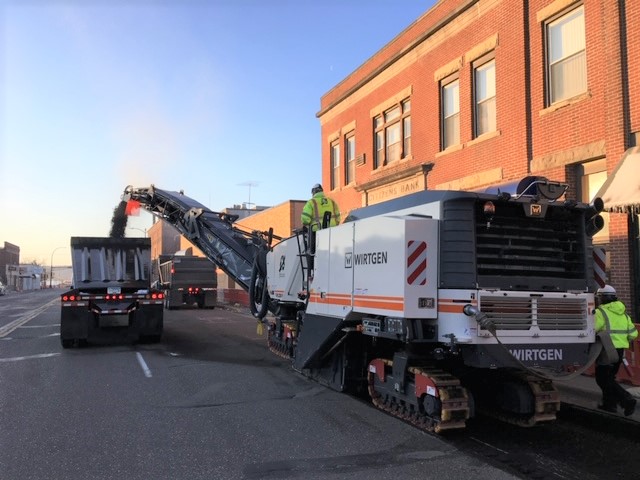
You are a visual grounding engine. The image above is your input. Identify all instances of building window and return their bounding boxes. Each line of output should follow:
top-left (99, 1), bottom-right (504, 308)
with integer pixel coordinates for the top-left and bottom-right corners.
top-left (474, 56), bottom-right (496, 137)
top-left (546, 5), bottom-right (586, 105)
top-left (373, 98), bottom-right (411, 169)
top-left (578, 159), bottom-right (608, 243)
top-left (330, 141), bottom-right (340, 190)
top-left (441, 76), bottom-right (460, 150)
top-left (402, 100), bottom-right (411, 157)
top-left (345, 134), bottom-right (355, 185)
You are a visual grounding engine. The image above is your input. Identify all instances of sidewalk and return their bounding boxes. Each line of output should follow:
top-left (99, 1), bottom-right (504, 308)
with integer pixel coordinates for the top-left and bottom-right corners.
top-left (554, 373), bottom-right (640, 421)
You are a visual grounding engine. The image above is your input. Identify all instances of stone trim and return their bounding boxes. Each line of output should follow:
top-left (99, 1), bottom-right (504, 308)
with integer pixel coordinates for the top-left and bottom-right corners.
top-left (465, 34), bottom-right (499, 62)
top-left (536, 0), bottom-right (581, 23)
top-left (434, 57), bottom-right (463, 82)
top-left (369, 85), bottom-right (413, 118)
top-left (530, 140), bottom-right (606, 172)
top-left (435, 167), bottom-right (503, 190)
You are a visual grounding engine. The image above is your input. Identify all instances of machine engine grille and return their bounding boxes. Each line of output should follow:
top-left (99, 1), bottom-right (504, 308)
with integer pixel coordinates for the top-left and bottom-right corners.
top-left (479, 295), bottom-right (588, 331)
top-left (475, 203), bottom-right (586, 279)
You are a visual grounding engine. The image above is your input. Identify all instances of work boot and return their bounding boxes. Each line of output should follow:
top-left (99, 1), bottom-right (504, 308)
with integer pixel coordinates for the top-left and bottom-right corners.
top-left (623, 398), bottom-right (637, 417)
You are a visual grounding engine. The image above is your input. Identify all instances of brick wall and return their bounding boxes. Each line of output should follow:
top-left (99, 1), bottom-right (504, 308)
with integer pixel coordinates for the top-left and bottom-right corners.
top-left (318, 0), bottom-right (639, 310)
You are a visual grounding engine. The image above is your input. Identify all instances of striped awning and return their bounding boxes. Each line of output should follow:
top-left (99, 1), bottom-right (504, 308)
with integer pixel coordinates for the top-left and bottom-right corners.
top-left (595, 147), bottom-right (640, 214)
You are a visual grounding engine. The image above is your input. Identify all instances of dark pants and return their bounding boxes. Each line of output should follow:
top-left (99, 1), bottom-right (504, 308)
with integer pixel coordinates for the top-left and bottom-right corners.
top-left (595, 349), bottom-right (633, 409)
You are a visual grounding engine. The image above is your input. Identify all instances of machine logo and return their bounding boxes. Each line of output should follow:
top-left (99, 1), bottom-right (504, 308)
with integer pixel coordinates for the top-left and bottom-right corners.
top-left (530, 204), bottom-right (542, 216)
top-left (279, 255), bottom-right (286, 276)
top-left (508, 348), bottom-right (563, 361)
top-left (345, 252), bottom-right (352, 268)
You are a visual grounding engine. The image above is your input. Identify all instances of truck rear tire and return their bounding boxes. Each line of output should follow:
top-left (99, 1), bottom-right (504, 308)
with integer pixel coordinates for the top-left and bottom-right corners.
top-left (61, 338), bottom-right (73, 349)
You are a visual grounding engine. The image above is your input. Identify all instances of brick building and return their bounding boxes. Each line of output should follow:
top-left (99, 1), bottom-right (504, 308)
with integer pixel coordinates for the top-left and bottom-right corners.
top-left (0, 242), bottom-right (20, 286)
top-left (317, 0), bottom-right (640, 319)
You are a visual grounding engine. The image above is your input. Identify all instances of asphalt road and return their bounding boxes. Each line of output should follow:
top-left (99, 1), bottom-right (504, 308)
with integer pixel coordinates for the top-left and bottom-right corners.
top-left (0, 289), bottom-right (519, 480)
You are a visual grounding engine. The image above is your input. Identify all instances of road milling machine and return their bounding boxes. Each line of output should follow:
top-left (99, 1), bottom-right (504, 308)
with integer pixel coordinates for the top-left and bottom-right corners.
top-left (123, 177), bottom-right (605, 433)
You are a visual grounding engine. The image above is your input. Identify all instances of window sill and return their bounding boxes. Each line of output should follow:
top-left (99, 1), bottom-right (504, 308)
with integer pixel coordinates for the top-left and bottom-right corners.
top-left (435, 143), bottom-right (463, 158)
top-left (466, 129), bottom-right (501, 147)
top-left (539, 91), bottom-right (591, 116)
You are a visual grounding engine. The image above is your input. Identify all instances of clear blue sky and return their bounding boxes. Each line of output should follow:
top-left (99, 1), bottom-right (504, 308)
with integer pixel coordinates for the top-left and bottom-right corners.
top-left (1, 0), bottom-right (434, 266)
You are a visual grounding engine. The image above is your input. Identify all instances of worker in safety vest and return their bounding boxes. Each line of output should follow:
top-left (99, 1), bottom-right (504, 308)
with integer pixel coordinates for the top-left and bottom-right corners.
top-left (301, 184), bottom-right (341, 231)
top-left (594, 284), bottom-right (638, 416)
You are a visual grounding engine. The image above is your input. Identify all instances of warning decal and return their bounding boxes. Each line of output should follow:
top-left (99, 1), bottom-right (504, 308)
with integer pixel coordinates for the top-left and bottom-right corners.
top-left (407, 240), bottom-right (427, 285)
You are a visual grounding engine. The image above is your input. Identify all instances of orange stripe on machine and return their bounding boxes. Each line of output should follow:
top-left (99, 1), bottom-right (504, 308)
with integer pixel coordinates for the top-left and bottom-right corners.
top-left (309, 292), bottom-right (404, 311)
top-left (437, 299), bottom-right (474, 314)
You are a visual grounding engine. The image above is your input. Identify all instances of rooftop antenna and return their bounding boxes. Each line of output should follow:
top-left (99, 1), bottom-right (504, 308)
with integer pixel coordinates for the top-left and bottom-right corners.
top-left (238, 181), bottom-right (259, 209)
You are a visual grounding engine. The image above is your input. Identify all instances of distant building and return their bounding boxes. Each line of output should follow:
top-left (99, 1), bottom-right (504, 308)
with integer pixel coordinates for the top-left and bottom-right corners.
top-left (0, 242), bottom-right (20, 285)
top-left (50, 265), bottom-right (73, 287)
top-left (6, 264), bottom-right (44, 291)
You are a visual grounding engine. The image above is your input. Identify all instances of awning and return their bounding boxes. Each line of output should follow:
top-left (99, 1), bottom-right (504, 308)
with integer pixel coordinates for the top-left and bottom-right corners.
top-left (595, 147), bottom-right (640, 214)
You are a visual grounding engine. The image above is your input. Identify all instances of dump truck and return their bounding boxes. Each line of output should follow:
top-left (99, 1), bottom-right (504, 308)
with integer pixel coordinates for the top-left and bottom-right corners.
top-left (158, 252), bottom-right (217, 309)
top-left (123, 177), bottom-right (604, 433)
top-left (60, 236), bottom-right (164, 347)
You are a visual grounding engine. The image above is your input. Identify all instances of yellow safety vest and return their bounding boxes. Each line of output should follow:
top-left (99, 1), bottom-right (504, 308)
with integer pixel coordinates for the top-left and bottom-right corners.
top-left (301, 193), bottom-right (340, 231)
top-left (595, 302), bottom-right (638, 349)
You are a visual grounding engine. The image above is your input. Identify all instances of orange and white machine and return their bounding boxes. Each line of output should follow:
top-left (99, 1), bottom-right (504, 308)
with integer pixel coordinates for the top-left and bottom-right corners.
top-left (124, 176), bottom-right (604, 433)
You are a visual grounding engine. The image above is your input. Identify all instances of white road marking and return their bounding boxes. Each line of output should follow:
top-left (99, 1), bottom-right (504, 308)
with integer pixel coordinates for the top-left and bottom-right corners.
top-left (0, 298), bottom-right (58, 338)
top-left (136, 352), bottom-right (152, 378)
top-left (0, 353), bottom-right (61, 363)
top-left (19, 324), bottom-right (60, 328)
top-left (469, 436), bottom-right (509, 454)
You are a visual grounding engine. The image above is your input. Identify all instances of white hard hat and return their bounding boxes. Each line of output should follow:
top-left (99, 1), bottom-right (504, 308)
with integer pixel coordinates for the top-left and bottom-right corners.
top-left (311, 183), bottom-right (323, 194)
top-left (597, 284), bottom-right (616, 295)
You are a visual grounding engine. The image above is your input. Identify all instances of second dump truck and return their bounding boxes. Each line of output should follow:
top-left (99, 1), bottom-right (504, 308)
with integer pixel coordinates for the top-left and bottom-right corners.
top-left (158, 252), bottom-right (217, 309)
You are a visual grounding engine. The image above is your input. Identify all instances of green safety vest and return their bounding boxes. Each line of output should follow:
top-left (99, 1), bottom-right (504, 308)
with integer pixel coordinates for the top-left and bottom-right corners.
top-left (301, 193), bottom-right (340, 231)
top-left (595, 301), bottom-right (638, 349)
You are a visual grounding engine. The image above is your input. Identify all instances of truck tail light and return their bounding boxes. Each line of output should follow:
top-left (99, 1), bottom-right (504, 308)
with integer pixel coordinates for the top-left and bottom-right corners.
top-left (105, 294), bottom-right (125, 300)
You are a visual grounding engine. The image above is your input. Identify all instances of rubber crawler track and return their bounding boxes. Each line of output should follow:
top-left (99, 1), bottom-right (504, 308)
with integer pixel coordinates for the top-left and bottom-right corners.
top-left (368, 359), bottom-right (469, 434)
top-left (477, 372), bottom-right (561, 427)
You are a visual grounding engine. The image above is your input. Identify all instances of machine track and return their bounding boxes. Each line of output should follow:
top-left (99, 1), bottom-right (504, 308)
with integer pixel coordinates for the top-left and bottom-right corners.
top-left (267, 321), bottom-right (296, 359)
top-left (367, 358), bottom-right (470, 434)
top-left (476, 372), bottom-right (561, 427)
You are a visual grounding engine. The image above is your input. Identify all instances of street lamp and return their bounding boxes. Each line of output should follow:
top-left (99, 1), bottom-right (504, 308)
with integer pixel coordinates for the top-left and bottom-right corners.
top-left (49, 246), bottom-right (65, 289)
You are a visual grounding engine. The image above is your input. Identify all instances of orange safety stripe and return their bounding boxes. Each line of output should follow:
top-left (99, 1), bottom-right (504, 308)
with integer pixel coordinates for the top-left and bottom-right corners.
top-left (309, 292), bottom-right (404, 311)
top-left (312, 198), bottom-right (320, 226)
top-left (307, 295), bottom-right (477, 314)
